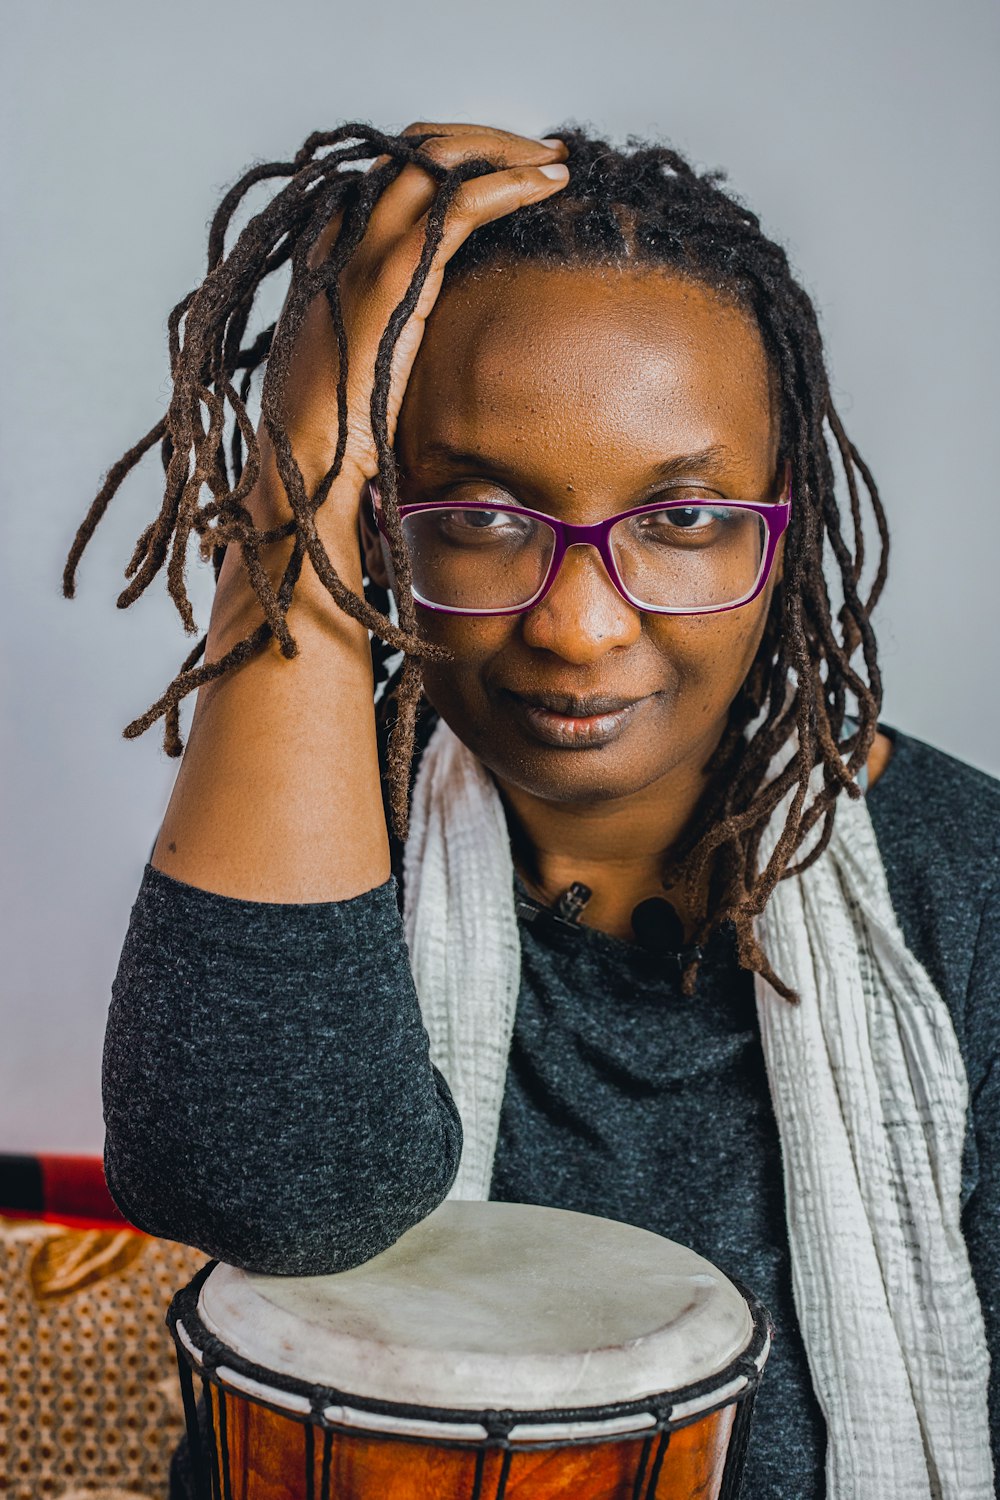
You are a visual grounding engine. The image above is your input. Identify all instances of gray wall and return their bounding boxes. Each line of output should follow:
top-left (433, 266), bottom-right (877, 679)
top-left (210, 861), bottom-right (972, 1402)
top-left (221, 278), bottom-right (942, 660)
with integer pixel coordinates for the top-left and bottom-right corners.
top-left (2, 0), bottom-right (997, 1152)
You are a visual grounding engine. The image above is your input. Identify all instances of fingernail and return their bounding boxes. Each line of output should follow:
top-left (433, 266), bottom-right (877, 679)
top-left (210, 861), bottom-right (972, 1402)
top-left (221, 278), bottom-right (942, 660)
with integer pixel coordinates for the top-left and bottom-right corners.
top-left (538, 163), bottom-right (569, 180)
top-left (539, 137), bottom-right (564, 149)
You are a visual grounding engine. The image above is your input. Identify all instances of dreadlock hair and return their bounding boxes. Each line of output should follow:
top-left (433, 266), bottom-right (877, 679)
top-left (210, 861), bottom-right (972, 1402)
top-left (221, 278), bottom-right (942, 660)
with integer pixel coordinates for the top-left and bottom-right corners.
top-left (65, 122), bottom-right (888, 1001)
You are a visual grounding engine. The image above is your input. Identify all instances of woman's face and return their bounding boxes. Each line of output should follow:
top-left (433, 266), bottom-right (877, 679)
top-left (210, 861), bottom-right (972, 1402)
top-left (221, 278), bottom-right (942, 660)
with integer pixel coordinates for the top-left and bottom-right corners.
top-left (373, 264), bottom-right (782, 810)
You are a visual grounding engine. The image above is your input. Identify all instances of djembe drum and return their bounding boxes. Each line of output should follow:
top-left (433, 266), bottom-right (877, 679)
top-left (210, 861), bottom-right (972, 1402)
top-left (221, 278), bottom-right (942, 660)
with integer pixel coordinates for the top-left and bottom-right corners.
top-left (168, 1201), bottom-right (770, 1500)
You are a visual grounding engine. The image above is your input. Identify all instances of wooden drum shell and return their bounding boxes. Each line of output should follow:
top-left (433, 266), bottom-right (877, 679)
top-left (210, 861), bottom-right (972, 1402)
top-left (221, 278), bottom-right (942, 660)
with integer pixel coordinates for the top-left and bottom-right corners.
top-left (200, 1382), bottom-right (742, 1500)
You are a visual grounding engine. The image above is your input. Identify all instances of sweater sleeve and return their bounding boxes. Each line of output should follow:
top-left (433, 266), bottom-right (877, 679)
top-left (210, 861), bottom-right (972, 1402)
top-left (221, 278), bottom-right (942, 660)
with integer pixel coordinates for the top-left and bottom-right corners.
top-left (962, 832), bottom-right (1000, 1476)
top-left (102, 863), bottom-right (462, 1275)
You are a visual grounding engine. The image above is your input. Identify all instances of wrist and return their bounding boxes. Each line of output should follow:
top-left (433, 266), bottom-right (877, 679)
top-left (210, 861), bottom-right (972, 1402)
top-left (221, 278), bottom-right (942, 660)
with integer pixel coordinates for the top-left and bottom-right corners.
top-left (210, 500), bottom-right (369, 650)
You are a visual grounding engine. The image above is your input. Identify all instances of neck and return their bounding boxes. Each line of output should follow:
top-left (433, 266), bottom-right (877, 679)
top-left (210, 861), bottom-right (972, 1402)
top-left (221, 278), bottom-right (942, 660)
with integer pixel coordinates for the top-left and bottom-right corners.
top-left (495, 754), bottom-right (714, 943)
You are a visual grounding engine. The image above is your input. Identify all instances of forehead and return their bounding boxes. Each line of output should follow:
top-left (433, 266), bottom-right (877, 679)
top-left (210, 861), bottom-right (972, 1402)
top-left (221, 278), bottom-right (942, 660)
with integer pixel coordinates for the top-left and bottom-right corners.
top-left (396, 264), bottom-right (778, 499)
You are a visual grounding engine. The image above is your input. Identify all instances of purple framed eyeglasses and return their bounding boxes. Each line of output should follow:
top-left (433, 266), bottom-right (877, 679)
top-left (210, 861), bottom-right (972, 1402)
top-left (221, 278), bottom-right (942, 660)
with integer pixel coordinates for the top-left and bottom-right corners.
top-left (368, 479), bottom-right (791, 617)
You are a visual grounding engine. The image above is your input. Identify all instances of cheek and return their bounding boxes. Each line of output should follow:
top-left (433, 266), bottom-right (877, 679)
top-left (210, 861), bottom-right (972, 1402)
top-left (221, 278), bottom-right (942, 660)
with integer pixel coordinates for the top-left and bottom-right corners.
top-left (418, 610), bottom-right (513, 662)
top-left (418, 615), bottom-right (514, 709)
top-left (419, 599), bottom-right (772, 726)
top-left (648, 600), bottom-right (771, 706)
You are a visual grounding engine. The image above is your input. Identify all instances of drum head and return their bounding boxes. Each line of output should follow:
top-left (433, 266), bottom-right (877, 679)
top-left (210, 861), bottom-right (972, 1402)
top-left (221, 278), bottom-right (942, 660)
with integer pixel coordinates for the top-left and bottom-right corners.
top-left (198, 1201), bottom-right (753, 1411)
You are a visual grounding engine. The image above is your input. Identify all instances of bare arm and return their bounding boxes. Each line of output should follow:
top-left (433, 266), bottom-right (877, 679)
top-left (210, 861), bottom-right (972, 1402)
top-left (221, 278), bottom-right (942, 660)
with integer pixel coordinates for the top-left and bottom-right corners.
top-left (150, 125), bottom-right (569, 902)
top-left (151, 459), bottom-right (389, 902)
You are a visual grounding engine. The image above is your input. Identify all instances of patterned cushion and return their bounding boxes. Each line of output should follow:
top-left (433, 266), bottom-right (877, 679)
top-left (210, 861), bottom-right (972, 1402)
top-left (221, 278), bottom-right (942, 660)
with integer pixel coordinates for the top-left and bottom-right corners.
top-left (0, 1215), bottom-right (206, 1499)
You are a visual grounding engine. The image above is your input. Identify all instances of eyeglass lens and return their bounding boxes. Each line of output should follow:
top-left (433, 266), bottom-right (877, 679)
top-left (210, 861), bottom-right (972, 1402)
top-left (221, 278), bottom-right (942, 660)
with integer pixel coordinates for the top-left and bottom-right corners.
top-left (400, 504), bottom-right (767, 611)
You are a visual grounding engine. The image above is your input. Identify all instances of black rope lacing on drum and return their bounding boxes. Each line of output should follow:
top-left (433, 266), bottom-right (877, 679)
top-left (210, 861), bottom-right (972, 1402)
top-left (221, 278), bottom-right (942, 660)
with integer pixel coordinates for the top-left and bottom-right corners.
top-left (643, 1429), bottom-right (672, 1498)
top-left (204, 1380), bottom-right (222, 1500)
top-left (174, 1349), bottom-right (210, 1500)
top-left (321, 1427), bottom-right (333, 1497)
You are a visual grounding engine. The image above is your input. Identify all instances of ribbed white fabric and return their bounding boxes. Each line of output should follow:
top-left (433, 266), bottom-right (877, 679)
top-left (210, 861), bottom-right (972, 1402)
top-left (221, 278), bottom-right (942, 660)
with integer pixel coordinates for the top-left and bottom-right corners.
top-left (403, 716), bottom-right (993, 1499)
top-left (754, 774), bottom-right (992, 1499)
top-left (403, 720), bottom-right (522, 1199)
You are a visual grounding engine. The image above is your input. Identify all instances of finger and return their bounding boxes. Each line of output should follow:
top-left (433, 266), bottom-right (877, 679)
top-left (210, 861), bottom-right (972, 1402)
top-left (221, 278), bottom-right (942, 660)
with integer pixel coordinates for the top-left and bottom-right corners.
top-left (308, 154), bottom-right (432, 272)
top-left (365, 123), bottom-right (564, 183)
top-left (419, 160), bottom-right (570, 258)
top-left (400, 120), bottom-right (568, 168)
top-left (357, 162), bottom-right (568, 315)
top-left (362, 132), bottom-right (566, 256)
top-left (308, 203), bottom-right (347, 270)
top-left (307, 144), bottom-right (432, 270)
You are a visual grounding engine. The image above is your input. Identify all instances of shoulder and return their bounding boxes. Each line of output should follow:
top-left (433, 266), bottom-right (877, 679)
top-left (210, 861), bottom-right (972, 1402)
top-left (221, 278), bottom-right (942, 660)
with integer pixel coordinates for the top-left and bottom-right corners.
top-left (867, 725), bottom-right (1000, 1069)
top-left (868, 725), bottom-right (1000, 884)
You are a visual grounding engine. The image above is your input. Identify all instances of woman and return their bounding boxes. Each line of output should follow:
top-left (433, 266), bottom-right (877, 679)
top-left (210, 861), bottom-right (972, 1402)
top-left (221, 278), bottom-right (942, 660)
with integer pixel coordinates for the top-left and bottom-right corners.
top-left (68, 122), bottom-right (997, 1497)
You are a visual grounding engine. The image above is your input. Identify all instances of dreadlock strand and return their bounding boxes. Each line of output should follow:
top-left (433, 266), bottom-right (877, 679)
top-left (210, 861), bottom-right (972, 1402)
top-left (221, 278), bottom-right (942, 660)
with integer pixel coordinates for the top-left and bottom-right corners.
top-left (206, 156), bottom-right (311, 273)
top-left (783, 802), bottom-right (840, 880)
top-left (167, 292), bottom-right (195, 375)
top-left (851, 447), bottom-right (890, 616)
top-left (369, 165), bottom-right (471, 647)
top-left (160, 635), bottom-right (209, 756)
top-left (218, 376), bottom-right (263, 511)
top-left (734, 922), bottom-right (798, 1003)
top-left (816, 480), bottom-right (882, 690)
top-left (124, 622), bottom-right (274, 750)
top-left (215, 515), bottom-right (295, 657)
top-left (256, 250), bottom-right (417, 653)
top-left (165, 386), bottom-right (227, 634)
top-left (314, 165), bottom-right (413, 501)
top-left (116, 443), bottom-right (188, 609)
top-left (386, 655), bottom-right (425, 841)
top-left (63, 417), bottom-right (168, 598)
top-left (825, 401), bottom-right (867, 598)
top-left (261, 355), bottom-right (422, 656)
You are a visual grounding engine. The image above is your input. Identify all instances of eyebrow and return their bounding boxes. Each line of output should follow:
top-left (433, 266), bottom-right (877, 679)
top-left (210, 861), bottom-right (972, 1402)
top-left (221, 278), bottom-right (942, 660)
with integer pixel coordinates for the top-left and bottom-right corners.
top-left (409, 441), bottom-right (740, 486)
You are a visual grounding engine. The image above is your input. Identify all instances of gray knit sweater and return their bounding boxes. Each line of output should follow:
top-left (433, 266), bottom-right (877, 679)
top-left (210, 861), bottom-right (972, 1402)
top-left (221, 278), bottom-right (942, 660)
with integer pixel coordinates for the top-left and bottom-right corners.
top-left (103, 726), bottom-right (999, 1497)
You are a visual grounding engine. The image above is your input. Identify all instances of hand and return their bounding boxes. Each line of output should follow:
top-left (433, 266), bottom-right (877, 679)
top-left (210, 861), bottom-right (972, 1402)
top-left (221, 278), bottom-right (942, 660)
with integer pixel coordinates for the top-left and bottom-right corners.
top-left (266, 122), bottom-right (570, 515)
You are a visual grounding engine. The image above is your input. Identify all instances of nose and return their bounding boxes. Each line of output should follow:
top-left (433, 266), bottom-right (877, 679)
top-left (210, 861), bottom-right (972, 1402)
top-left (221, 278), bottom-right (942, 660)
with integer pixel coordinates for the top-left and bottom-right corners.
top-left (520, 543), bottom-right (642, 663)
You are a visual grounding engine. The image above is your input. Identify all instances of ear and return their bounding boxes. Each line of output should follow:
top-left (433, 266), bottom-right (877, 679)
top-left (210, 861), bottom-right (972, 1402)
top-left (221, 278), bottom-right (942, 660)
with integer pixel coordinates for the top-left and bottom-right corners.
top-left (358, 485), bottom-right (391, 590)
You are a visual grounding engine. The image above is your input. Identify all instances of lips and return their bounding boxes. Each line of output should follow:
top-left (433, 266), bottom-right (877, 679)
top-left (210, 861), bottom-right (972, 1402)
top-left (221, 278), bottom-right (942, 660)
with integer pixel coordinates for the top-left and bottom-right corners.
top-left (512, 691), bottom-right (643, 717)
top-left (505, 689), bottom-right (650, 749)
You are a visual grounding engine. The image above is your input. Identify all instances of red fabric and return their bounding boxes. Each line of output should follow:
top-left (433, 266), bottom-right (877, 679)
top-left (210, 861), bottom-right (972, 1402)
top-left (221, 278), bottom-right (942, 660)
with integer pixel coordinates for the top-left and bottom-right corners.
top-left (0, 1154), bottom-right (134, 1230)
top-left (39, 1155), bottom-right (128, 1225)
top-left (1, 1207), bottom-right (143, 1233)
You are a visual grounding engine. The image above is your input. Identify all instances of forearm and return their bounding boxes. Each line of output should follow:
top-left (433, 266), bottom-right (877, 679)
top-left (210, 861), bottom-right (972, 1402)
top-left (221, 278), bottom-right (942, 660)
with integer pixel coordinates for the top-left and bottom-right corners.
top-left (152, 463), bottom-right (391, 903)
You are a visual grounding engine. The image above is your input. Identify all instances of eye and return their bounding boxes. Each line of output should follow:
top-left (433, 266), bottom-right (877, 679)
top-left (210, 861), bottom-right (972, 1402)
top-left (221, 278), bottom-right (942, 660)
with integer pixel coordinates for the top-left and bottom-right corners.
top-left (453, 508), bottom-right (509, 529)
top-left (656, 505), bottom-right (718, 529)
top-left (640, 505), bottom-right (723, 533)
top-left (430, 506), bottom-right (537, 547)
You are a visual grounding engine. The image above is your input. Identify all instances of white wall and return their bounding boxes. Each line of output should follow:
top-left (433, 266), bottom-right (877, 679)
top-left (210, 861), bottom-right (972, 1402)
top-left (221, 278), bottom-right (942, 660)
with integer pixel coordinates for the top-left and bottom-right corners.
top-left (2, 0), bottom-right (997, 1151)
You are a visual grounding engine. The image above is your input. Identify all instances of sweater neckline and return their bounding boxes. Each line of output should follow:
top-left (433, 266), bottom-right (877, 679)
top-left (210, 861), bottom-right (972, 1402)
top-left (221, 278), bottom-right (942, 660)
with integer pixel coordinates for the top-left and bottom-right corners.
top-left (511, 724), bottom-right (908, 963)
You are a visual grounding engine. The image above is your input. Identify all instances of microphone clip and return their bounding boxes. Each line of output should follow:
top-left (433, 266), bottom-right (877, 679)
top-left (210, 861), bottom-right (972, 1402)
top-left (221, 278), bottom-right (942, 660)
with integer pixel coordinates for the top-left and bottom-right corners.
top-left (515, 884), bottom-right (701, 970)
top-left (515, 881), bottom-right (592, 935)
top-left (630, 896), bottom-right (703, 970)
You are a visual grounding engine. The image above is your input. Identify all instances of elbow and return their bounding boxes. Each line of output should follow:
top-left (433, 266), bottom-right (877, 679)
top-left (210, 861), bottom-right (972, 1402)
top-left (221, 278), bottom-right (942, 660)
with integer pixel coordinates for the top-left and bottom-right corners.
top-left (201, 1107), bottom-right (464, 1274)
top-left (199, 1172), bottom-right (457, 1276)
top-left (103, 1097), bottom-right (463, 1277)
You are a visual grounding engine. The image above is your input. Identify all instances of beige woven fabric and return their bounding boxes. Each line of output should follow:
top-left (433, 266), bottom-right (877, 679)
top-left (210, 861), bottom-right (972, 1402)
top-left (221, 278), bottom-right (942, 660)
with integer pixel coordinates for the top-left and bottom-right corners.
top-left (0, 1216), bottom-right (205, 1500)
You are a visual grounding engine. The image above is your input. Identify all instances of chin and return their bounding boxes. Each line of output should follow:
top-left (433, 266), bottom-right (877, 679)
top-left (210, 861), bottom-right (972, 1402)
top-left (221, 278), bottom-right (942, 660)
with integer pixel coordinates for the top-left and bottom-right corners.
top-left (477, 734), bottom-right (677, 807)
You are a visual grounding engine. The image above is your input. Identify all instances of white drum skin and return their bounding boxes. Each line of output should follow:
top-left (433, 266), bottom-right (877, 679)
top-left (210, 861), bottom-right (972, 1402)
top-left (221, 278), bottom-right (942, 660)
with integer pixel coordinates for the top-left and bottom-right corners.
top-left (196, 1200), bottom-right (756, 1414)
top-left (168, 1201), bottom-right (772, 1500)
